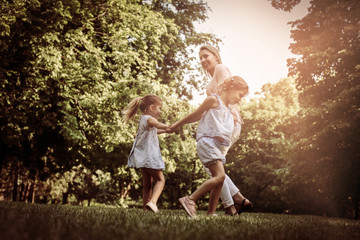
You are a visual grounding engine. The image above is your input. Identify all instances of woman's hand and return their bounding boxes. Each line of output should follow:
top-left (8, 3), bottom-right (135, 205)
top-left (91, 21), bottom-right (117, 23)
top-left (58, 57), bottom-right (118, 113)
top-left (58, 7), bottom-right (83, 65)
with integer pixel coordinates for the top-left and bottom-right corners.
top-left (167, 121), bottom-right (180, 133)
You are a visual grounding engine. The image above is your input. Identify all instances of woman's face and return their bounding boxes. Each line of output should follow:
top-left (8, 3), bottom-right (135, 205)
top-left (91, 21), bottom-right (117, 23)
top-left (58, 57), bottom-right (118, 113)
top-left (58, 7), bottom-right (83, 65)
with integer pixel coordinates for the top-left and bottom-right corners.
top-left (199, 49), bottom-right (219, 76)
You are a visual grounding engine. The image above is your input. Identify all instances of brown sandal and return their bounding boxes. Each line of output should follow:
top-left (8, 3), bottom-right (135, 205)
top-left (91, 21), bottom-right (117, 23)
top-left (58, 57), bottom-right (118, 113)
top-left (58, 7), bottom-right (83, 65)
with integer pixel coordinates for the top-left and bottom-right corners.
top-left (224, 208), bottom-right (238, 216)
top-left (235, 198), bottom-right (253, 214)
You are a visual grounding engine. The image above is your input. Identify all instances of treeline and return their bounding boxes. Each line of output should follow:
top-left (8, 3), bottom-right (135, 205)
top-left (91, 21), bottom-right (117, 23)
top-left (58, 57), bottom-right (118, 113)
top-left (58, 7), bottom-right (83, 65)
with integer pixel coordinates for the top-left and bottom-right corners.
top-left (0, 0), bottom-right (359, 219)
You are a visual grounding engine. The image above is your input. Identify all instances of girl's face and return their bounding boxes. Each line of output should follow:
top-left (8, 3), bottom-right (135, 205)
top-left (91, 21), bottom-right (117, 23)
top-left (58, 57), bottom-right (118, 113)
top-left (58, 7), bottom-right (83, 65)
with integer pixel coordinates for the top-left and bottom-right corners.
top-left (199, 49), bottom-right (219, 76)
top-left (227, 89), bottom-right (247, 105)
top-left (148, 102), bottom-right (163, 119)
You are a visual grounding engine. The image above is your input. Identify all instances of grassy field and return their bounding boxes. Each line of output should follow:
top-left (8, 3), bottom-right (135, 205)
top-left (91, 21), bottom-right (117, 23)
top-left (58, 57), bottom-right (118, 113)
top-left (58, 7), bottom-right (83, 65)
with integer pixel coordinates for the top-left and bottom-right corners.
top-left (0, 201), bottom-right (359, 240)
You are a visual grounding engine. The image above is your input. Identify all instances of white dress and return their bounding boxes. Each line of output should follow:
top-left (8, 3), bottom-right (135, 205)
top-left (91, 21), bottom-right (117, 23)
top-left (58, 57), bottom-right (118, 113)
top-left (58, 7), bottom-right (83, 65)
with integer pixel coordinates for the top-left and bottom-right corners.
top-left (196, 94), bottom-right (234, 167)
top-left (127, 115), bottom-right (165, 170)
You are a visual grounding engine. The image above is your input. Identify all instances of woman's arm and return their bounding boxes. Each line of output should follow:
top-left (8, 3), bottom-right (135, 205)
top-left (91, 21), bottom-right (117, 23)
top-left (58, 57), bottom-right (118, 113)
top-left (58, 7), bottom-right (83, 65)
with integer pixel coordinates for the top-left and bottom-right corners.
top-left (170, 96), bottom-right (218, 131)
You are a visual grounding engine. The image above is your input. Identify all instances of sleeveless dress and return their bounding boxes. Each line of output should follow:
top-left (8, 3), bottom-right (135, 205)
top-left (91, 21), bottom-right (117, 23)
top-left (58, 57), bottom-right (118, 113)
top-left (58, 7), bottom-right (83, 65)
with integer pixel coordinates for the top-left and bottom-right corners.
top-left (127, 115), bottom-right (165, 170)
top-left (196, 94), bottom-right (234, 167)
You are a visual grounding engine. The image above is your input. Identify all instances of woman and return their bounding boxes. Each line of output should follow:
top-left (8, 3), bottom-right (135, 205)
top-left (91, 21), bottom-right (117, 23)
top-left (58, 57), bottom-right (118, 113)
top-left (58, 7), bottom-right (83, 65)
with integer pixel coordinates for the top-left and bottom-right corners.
top-left (199, 45), bottom-right (253, 216)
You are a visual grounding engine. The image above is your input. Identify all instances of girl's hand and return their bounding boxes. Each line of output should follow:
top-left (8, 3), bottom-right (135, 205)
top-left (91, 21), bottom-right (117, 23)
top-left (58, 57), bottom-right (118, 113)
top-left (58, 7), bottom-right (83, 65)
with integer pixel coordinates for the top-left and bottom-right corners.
top-left (157, 127), bottom-right (169, 134)
top-left (165, 126), bottom-right (172, 133)
top-left (168, 122), bottom-right (179, 133)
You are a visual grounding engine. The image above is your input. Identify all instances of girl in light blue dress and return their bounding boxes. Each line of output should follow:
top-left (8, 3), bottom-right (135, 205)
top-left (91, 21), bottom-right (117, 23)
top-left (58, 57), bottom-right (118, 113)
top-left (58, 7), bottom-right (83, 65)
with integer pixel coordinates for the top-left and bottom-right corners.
top-left (123, 94), bottom-right (169, 213)
top-left (169, 76), bottom-right (249, 217)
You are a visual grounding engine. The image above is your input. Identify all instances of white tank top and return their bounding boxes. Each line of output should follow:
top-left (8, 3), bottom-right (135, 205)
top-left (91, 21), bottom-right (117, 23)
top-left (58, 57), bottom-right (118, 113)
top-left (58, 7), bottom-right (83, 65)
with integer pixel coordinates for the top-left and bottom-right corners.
top-left (196, 94), bottom-right (234, 146)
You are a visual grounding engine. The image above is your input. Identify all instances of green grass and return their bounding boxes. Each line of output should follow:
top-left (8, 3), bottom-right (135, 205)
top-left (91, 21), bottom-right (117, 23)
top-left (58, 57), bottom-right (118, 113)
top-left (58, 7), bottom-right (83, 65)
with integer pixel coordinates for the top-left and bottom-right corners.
top-left (0, 201), bottom-right (359, 240)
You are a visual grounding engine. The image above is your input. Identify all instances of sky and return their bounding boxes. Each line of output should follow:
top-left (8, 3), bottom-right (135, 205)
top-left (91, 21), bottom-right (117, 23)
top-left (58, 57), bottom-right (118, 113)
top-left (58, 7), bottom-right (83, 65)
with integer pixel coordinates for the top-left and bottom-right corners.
top-left (190, 0), bottom-right (311, 105)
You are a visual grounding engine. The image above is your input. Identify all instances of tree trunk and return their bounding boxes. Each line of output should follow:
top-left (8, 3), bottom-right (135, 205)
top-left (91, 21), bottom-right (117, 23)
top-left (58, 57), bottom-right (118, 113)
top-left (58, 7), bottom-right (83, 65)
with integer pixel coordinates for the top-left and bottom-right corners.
top-left (12, 161), bottom-right (19, 201)
top-left (63, 192), bottom-right (69, 205)
top-left (354, 191), bottom-right (359, 220)
top-left (31, 183), bottom-right (35, 203)
top-left (26, 182), bottom-right (34, 203)
top-left (19, 183), bottom-right (25, 202)
top-left (24, 183), bottom-right (30, 203)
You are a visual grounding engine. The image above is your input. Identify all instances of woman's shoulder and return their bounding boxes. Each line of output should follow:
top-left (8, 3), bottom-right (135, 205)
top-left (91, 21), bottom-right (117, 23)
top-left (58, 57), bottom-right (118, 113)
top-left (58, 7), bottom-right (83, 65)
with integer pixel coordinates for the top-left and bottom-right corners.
top-left (214, 64), bottom-right (230, 72)
top-left (214, 64), bottom-right (232, 79)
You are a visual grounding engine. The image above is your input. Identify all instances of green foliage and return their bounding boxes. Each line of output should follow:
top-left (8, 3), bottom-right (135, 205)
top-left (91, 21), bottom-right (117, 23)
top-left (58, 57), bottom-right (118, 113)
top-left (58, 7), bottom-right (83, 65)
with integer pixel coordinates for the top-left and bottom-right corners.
top-left (226, 77), bottom-right (300, 213)
top-left (268, 0), bottom-right (301, 12)
top-left (0, 0), bottom-right (217, 209)
top-left (278, 0), bottom-right (360, 218)
top-left (149, 0), bottom-right (222, 98)
top-left (2, 0), bottom-right (358, 220)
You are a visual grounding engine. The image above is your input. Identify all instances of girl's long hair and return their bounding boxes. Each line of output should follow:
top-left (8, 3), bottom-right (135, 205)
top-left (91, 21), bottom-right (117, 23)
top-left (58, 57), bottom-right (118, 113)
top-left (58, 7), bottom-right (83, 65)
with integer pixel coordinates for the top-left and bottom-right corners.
top-left (218, 76), bottom-right (249, 96)
top-left (123, 94), bottom-right (162, 122)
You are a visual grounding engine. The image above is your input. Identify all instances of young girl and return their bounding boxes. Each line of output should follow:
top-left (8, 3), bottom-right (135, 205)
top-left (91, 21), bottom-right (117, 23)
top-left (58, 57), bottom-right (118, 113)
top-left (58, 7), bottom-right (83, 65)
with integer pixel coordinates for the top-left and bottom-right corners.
top-left (123, 94), bottom-right (168, 213)
top-left (169, 76), bottom-right (249, 217)
top-left (199, 45), bottom-right (253, 216)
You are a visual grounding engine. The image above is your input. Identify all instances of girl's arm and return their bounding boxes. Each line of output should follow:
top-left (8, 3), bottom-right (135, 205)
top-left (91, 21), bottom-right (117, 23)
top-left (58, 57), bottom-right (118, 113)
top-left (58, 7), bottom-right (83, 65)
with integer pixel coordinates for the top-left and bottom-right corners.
top-left (170, 96), bottom-right (218, 131)
top-left (147, 117), bottom-right (168, 134)
top-left (157, 129), bottom-right (167, 134)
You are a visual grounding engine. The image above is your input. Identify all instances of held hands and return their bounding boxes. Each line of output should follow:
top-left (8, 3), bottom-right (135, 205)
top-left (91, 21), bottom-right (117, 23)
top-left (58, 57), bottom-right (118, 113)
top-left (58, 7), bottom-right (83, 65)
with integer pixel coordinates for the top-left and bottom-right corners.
top-left (155, 119), bottom-right (181, 134)
top-left (166, 121), bottom-right (180, 133)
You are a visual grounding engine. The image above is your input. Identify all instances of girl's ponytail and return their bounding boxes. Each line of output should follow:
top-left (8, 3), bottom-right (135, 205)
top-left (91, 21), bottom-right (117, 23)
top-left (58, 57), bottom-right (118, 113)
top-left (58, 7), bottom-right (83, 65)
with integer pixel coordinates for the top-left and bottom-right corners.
top-left (123, 97), bottom-right (142, 122)
top-left (123, 94), bottom-right (162, 122)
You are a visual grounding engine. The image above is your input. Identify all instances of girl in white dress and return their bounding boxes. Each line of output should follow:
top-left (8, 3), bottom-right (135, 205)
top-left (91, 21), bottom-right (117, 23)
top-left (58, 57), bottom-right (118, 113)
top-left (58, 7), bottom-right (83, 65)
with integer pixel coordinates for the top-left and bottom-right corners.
top-left (123, 94), bottom-right (168, 213)
top-left (169, 76), bottom-right (249, 217)
top-left (199, 45), bottom-right (253, 216)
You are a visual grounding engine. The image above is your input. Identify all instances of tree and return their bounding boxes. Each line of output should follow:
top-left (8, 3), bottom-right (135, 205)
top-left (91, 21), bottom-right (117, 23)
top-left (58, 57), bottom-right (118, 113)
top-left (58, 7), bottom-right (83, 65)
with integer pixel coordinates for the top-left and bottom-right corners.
top-left (0, 0), bottom-right (217, 204)
top-left (226, 77), bottom-right (300, 213)
top-left (268, 0), bottom-right (301, 12)
top-left (149, 0), bottom-right (221, 99)
top-left (272, 0), bottom-right (360, 218)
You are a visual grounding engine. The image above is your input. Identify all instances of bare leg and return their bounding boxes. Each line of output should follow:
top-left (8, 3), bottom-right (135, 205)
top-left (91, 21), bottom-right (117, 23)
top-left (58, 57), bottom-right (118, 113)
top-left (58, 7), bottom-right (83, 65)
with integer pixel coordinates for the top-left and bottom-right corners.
top-left (189, 161), bottom-right (225, 215)
top-left (233, 191), bottom-right (253, 212)
top-left (223, 191), bottom-right (252, 215)
top-left (233, 191), bottom-right (248, 204)
top-left (224, 205), bottom-right (238, 215)
top-left (146, 168), bottom-right (165, 205)
top-left (141, 168), bottom-right (153, 210)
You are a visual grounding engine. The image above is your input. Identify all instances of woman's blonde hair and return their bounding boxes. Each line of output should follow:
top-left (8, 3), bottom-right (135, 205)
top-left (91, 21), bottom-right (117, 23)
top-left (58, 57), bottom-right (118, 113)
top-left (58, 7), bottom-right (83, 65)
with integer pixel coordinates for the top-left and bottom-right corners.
top-left (218, 76), bottom-right (249, 96)
top-left (123, 94), bottom-right (162, 122)
top-left (199, 45), bottom-right (222, 77)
